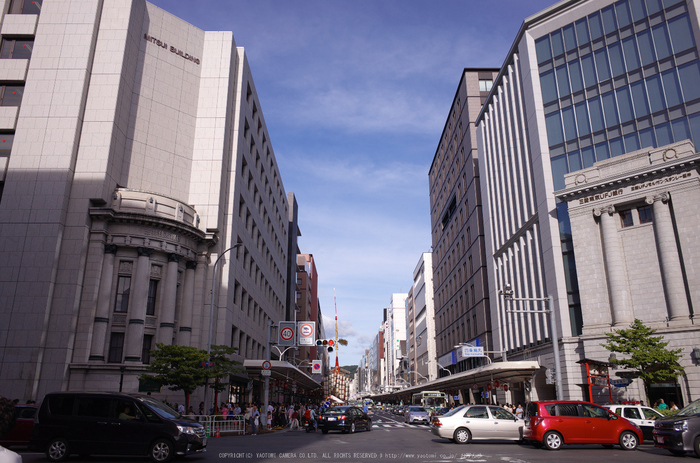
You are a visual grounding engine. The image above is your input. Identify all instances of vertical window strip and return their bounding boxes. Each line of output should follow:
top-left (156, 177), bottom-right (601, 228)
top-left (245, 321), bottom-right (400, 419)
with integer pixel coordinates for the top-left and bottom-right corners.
top-left (514, 54), bottom-right (538, 218)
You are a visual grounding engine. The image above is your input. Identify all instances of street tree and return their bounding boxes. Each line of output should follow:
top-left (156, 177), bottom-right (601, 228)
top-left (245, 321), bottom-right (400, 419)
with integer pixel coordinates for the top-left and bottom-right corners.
top-left (207, 345), bottom-right (244, 413)
top-left (140, 343), bottom-right (209, 411)
top-left (602, 318), bottom-right (684, 404)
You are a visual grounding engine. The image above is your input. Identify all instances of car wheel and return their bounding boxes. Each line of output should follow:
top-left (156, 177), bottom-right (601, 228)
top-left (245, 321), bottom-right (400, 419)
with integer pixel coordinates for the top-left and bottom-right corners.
top-left (619, 431), bottom-right (638, 450)
top-left (453, 427), bottom-right (472, 444)
top-left (367, 420), bottom-right (372, 431)
top-left (694, 436), bottom-right (700, 457)
top-left (321, 429), bottom-right (329, 434)
top-left (150, 438), bottom-right (174, 463)
top-left (350, 422), bottom-right (356, 433)
top-left (543, 431), bottom-right (563, 450)
top-left (46, 437), bottom-right (70, 462)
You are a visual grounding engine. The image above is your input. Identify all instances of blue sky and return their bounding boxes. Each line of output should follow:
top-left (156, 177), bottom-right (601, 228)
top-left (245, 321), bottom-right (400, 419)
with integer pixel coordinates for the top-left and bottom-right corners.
top-left (149, 0), bottom-right (556, 366)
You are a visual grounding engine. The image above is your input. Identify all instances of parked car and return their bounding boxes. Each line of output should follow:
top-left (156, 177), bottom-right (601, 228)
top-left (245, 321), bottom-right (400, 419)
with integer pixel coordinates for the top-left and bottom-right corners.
top-left (317, 406), bottom-right (371, 434)
top-left (653, 398), bottom-right (700, 456)
top-left (603, 404), bottom-right (663, 441)
top-left (431, 405), bottom-right (522, 444)
top-left (404, 406), bottom-right (430, 424)
top-left (523, 400), bottom-right (643, 450)
top-left (29, 392), bottom-right (206, 462)
top-left (0, 405), bottom-right (37, 448)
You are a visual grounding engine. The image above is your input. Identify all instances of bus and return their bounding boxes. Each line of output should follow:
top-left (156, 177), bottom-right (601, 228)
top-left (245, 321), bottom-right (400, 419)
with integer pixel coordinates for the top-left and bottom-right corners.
top-left (411, 391), bottom-right (448, 413)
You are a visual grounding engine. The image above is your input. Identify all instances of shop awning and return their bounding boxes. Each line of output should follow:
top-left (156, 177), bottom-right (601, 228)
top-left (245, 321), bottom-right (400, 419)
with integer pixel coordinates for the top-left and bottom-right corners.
top-left (243, 359), bottom-right (322, 391)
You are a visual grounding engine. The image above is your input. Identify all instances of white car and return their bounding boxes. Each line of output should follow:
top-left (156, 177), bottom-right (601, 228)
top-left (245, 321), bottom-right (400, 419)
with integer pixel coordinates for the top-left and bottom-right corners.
top-left (431, 405), bottom-right (523, 444)
top-left (404, 406), bottom-right (430, 424)
top-left (603, 404), bottom-right (663, 441)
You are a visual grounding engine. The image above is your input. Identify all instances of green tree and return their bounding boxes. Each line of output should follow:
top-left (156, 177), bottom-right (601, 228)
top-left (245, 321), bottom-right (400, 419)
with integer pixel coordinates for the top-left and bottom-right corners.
top-left (140, 343), bottom-right (209, 411)
top-left (602, 319), bottom-right (684, 404)
top-left (207, 345), bottom-right (244, 413)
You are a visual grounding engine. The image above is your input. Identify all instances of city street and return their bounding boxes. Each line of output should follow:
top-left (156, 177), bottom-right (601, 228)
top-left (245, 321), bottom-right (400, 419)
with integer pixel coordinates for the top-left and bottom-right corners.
top-left (11, 411), bottom-right (683, 463)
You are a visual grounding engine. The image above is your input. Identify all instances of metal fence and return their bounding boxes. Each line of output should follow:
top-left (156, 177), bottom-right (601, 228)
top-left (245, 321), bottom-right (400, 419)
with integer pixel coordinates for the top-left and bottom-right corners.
top-left (185, 415), bottom-right (247, 435)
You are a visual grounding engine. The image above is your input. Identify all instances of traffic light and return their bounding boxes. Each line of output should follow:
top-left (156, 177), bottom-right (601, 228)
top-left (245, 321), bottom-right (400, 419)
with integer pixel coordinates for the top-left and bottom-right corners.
top-left (316, 339), bottom-right (335, 352)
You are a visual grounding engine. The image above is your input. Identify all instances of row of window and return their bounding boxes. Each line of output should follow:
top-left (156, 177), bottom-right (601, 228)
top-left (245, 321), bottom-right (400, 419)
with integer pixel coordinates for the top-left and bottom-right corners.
top-left (113, 275), bottom-right (160, 316)
top-left (535, 0), bottom-right (688, 64)
top-left (545, 63), bottom-right (699, 148)
top-left (620, 204), bottom-right (653, 227)
top-left (551, 111), bottom-right (700, 189)
top-left (540, 15), bottom-right (696, 106)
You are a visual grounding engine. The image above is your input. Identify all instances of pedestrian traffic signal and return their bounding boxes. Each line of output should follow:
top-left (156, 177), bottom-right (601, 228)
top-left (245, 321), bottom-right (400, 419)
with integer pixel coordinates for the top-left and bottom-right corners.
top-left (316, 339), bottom-right (335, 352)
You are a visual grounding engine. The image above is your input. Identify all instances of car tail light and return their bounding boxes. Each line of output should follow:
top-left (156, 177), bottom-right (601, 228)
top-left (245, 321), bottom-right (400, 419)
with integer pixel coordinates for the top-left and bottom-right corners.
top-left (339, 415), bottom-right (347, 420)
top-left (533, 417), bottom-right (544, 426)
top-left (433, 419), bottom-right (442, 426)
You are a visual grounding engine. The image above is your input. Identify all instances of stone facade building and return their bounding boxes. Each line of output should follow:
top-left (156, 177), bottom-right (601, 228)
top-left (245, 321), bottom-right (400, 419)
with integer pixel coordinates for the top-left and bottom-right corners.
top-left (0, 0), bottom-right (292, 404)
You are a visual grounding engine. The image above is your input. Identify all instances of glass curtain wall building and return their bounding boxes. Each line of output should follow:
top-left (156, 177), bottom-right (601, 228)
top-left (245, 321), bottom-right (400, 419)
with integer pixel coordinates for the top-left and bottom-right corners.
top-left (477, 0), bottom-right (700, 403)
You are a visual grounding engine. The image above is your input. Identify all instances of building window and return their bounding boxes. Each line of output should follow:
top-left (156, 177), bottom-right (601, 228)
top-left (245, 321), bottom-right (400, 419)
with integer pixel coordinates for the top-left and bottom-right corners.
top-left (114, 276), bottom-right (131, 313)
top-left (619, 209), bottom-right (634, 228)
top-left (479, 79), bottom-right (493, 92)
top-left (0, 86), bottom-right (24, 106)
top-left (146, 280), bottom-right (158, 315)
top-left (108, 332), bottom-right (125, 363)
top-left (141, 334), bottom-right (153, 364)
top-left (0, 39), bottom-right (33, 59)
top-left (7, 0), bottom-right (41, 14)
top-left (638, 205), bottom-right (653, 224)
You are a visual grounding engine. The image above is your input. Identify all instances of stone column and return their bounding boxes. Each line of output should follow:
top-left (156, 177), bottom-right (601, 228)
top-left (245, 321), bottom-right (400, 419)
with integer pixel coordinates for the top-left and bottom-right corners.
top-left (89, 244), bottom-right (118, 361)
top-left (178, 260), bottom-right (197, 346)
top-left (647, 193), bottom-right (690, 321)
top-left (190, 253), bottom-right (208, 348)
top-left (156, 254), bottom-right (181, 345)
top-left (595, 206), bottom-right (634, 325)
top-left (124, 247), bottom-right (153, 362)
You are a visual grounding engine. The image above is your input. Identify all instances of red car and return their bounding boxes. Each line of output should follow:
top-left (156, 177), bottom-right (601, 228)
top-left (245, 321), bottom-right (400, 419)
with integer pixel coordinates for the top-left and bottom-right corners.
top-left (0, 405), bottom-right (37, 448)
top-left (523, 400), bottom-right (643, 450)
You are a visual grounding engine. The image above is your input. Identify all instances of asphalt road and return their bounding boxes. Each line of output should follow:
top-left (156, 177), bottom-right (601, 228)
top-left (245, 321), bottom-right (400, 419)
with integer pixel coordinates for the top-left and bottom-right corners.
top-left (10, 410), bottom-right (684, 463)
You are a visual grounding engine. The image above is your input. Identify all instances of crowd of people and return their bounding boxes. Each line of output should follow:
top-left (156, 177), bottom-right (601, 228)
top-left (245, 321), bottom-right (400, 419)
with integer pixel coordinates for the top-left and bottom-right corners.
top-left (190, 401), bottom-right (322, 434)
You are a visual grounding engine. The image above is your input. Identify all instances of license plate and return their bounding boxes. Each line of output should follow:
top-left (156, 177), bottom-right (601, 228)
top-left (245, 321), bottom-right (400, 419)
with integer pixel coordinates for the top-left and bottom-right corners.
top-left (657, 437), bottom-right (664, 444)
top-left (328, 417), bottom-right (336, 421)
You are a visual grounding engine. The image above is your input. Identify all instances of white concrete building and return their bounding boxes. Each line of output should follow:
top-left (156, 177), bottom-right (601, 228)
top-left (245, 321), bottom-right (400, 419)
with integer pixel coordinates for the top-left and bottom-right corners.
top-left (477, 0), bottom-right (700, 405)
top-left (0, 0), bottom-right (291, 404)
top-left (383, 293), bottom-right (407, 387)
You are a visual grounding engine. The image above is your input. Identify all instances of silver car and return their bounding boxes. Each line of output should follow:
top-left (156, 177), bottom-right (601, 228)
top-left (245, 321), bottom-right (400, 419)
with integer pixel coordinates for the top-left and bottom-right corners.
top-left (431, 405), bottom-right (523, 444)
top-left (404, 406), bottom-right (430, 424)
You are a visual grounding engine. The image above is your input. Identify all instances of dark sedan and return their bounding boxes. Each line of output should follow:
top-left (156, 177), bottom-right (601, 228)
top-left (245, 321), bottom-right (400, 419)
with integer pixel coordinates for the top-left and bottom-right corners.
top-left (318, 406), bottom-right (372, 434)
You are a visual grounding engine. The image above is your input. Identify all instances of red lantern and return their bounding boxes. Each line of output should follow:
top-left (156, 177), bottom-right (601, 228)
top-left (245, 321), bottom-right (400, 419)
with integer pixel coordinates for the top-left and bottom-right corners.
top-left (504, 384), bottom-right (509, 392)
top-left (487, 384), bottom-right (492, 391)
top-left (494, 380), bottom-right (500, 388)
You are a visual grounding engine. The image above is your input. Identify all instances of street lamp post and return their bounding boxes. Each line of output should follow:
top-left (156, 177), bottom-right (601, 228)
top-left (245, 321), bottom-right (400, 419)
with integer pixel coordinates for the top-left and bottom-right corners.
top-left (407, 370), bottom-right (429, 384)
top-left (434, 362), bottom-right (453, 376)
top-left (498, 284), bottom-right (563, 400)
top-left (203, 242), bottom-right (242, 414)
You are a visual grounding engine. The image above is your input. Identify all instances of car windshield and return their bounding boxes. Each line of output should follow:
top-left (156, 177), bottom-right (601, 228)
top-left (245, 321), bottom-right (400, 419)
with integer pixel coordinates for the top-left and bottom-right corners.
top-left (675, 399), bottom-right (700, 417)
top-left (442, 405), bottom-right (466, 417)
top-left (138, 397), bottom-right (180, 419)
top-left (409, 407), bottom-right (426, 412)
top-left (322, 407), bottom-right (349, 415)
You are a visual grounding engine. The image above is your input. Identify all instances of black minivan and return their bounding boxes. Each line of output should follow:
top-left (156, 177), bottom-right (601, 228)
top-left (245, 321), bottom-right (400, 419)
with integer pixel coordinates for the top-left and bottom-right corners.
top-left (30, 392), bottom-right (206, 462)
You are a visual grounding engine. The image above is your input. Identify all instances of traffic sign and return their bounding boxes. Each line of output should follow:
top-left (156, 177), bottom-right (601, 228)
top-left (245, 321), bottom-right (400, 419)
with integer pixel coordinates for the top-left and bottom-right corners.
top-left (261, 369), bottom-right (271, 377)
top-left (311, 360), bottom-right (322, 373)
top-left (297, 321), bottom-right (315, 346)
top-left (472, 383), bottom-right (479, 391)
top-left (278, 321), bottom-right (296, 346)
top-left (262, 360), bottom-right (271, 370)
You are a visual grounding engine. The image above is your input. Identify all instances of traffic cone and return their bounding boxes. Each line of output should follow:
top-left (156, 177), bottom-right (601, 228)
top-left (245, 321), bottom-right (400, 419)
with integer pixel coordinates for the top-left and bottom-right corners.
top-left (215, 426), bottom-right (220, 438)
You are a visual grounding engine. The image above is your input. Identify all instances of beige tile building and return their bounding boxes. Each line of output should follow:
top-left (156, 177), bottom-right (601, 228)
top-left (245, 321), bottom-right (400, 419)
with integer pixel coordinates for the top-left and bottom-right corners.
top-left (0, 0), bottom-right (291, 404)
top-left (428, 68), bottom-right (499, 377)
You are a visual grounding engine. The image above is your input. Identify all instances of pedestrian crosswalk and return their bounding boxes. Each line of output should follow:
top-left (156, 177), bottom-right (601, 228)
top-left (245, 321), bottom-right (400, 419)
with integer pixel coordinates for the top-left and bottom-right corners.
top-left (372, 419), bottom-right (430, 429)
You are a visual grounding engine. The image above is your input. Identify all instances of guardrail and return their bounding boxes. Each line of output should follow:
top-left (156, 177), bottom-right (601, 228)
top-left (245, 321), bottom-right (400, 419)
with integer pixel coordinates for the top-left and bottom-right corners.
top-left (184, 415), bottom-right (247, 435)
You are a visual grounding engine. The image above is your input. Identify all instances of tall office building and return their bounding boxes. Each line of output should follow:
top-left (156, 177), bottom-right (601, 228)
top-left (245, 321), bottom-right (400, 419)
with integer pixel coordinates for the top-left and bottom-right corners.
top-left (406, 252), bottom-right (437, 384)
top-left (0, 0), bottom-right (292, 403)
top-left (478, 0), bottom-right (700, 404)
top-left (428, 69), bottom-right (499, 376)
